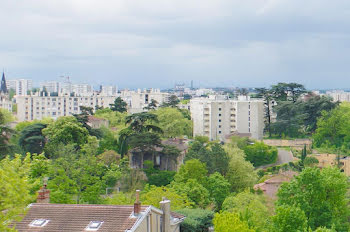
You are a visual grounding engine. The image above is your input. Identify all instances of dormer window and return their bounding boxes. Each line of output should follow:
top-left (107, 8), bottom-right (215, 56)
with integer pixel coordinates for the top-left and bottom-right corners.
top-left (86, 221), bottom-right (103, 231)
top-left (29, 219), bottom-right (49, 227)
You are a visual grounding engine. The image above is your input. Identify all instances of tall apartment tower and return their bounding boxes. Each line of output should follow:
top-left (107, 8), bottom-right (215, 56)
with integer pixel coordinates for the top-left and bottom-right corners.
top-left (190, 95), bottom-right (264, 141)
top-left (6, 79), bottom-right (33, 96)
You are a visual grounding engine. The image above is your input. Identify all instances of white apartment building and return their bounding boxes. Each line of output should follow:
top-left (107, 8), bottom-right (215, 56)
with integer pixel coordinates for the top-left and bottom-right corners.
top-left (40, 81), bottom-right (60, 93)
top-left (190, 95), bottom-right (264, 141)
top-left (40, 81), bottom-right (93, 96)
top-left (100, 85), bottom-right (118, 96)
top-left (0, 95), bottom-right (12, 112)
top-left (15, 93), bottom-right (116, 121)
top-left (6, 79), bottom-right (33, 96)
top-left (325, 90), bottom-right (350, 102)
top-left (120, 89), bottom-right (169, 113)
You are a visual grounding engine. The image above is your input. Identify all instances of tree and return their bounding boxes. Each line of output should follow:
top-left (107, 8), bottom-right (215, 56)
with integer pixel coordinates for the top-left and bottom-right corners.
top-left (162, 95), bottom-right (179, 108)
top-left (271, 101), bottom-right (303, 137)
top-left (0, 110), bottom-right (15, 158)
top-left (48, 144), bottom-right (114, 204)
top-left (109, 97), bottom-right (127, 113)
top-left (140, 185), bottom-right (193, 210)
top-left (144, 99), bottom-right (158, 110)
top-left (94, 108), bottom-right (127, 129)
top-left (161, 145), bottom-right (181, 171)
top-left (18, 123), bottom-right (47, 154)
top-left (42, 116), bottom-right (89, 149)
top-left (206, 172), bottom-right (231, 210)
top-left (224, 144), bottom-right (258, 192)
top-left (176, 208), bottom-right (214, 232)
top-left (222, 190), bottom-right (269, 232)
top-left (313, 103), bottom-right (350, 152)
top-left (172, 159), bottom-right (210, 208)
top-left (271, 83), bottom-right (306, 103)
top-left (185, 138), bottom-right (229, 175)
top-left (243, 142), bottom-right (278, 167)
top-left (301, 144), bottom-right (307, 163)
top-left (73, 106), bottom-right (102, 138)
top-left (271, 205), bottom-right (308, 232)
top-left (174, 159), bottom-right (208, 185)
top-left (154, 107), bottom-right (192, 138)
top-left (277, 167), bottom-right (349, 230)
top-left (300, 95), bottom-right (337, 133)
top-left (125, 112), bottom-right (162, 134)
top-left (213, 212), bottom-right (255, 232)
top-left (0, 155), bottom-right (33, 231)
top-left (256, 88), bottom-right (273, 137)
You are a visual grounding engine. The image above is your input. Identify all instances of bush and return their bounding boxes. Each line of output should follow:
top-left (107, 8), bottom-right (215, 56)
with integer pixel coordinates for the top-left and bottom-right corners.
top-left (243, 142), bottom-right (278, 167)
top-left (176, 208), bottom-right (214, 232)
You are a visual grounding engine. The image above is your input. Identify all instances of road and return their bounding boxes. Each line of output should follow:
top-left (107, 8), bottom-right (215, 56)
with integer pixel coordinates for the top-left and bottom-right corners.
top-left (257, 148), bottom-right (294, 169)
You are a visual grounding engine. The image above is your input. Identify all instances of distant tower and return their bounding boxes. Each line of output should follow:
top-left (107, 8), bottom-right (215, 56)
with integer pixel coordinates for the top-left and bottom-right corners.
top-left (0, 72), bottom-right (8, 94)
top-left (191, 80), bottom-right (193, 89)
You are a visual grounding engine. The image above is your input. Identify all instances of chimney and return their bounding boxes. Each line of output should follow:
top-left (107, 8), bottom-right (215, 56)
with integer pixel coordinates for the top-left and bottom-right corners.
top-left (133, 190), bottom-right (141, 216)
top-left (37, 179), bottom-right (50, 203)
top-left (160, 197), bottom-right (171, 232)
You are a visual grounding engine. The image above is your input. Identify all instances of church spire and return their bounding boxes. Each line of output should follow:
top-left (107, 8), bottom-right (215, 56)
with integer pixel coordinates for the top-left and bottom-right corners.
top-left (0, 72), bottom-right (8, 94)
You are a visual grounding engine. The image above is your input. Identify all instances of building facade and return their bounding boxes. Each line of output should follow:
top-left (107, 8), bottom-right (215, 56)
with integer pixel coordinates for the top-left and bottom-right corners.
top-left (6, 79), bottom-right (32, 96)
top-left (121, 89), bottom-right (169, 113)
top-left (15, 93), bottom-right (116, 121)
top-left (190, 95), bottom-right (264, 141)
top-left (0, 72), bottom-right (13, 112)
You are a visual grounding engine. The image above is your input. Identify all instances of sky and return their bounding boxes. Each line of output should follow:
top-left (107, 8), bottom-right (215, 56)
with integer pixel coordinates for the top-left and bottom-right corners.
top-left (1, 0), bottom-right (350, 89)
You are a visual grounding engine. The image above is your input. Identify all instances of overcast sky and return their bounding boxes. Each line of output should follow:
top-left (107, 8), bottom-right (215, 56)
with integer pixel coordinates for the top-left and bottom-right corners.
top-left (1, 0), bottom-right (350, 89)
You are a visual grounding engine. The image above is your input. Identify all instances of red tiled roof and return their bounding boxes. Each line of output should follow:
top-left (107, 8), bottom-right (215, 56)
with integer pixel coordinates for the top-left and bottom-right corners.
top-left (14, 203), bottom-right (148, 232)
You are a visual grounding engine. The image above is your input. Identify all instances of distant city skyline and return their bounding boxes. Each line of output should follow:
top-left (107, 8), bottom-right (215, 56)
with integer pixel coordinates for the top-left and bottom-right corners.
top-left (1, 1), bottom-right (350, 89)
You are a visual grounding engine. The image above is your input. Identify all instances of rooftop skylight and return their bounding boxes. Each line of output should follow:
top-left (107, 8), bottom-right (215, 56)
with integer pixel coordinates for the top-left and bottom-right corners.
top-left (86, 221), bottom-right (103, 231)
top-left (29, 219), bottom-right (49, 227)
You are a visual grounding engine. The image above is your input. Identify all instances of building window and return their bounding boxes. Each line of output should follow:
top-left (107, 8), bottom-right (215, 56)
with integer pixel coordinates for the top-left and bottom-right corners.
top-left (219, 114), bottom-right (221, 116)
top-left (219, 131), bottom-right (222, 134)
top-left (219, 108), bottom-right (221, 111)
top-left (219, 119), bottom-right (221, 122)
top-left (219, 125), bottom-right (221, 128)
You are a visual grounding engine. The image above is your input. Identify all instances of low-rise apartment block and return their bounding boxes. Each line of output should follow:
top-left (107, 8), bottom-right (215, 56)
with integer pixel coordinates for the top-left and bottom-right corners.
top-left (16, 92), bottom-right (116, 121)
top-left (190, 95), bottom-right (264, 141)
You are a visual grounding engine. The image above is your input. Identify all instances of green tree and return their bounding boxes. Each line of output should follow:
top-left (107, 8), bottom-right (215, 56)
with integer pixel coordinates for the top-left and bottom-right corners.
top-left (185, 138), bottom-right (229, 175)
top-left (0, 155), bottom-right (33, 231)
top-left (94, 108), bottom-right (127, 129)
top-left (213, 211), bottom-right (255, 232)
top-left (0, 110), bottom-right (15, 158)
top-left (42, 116), bottom-right (89, 149)
top-left (303, 156), bottom-right (319, 167)
top-left (18, 123), bottom-right (47, 154)
top-left (222, 190), bottom-right (269, 232)
top-left (313, 103), bottom-right (350, 152)
top-left (206, 172), bottom-right (231, 210)
top-left (125, 112), bottom-right (162, 133)
top-left (154, 107), bottom-right (192, 138)
top-left (277, 167), bottom-right (349, 230)
top-left (225, 145), bottom-right (258, 192)
top-left (73, 106), bottom-right (102, 138)
top-left (144, 99), bottom-right (158, 110)
top-left (174, 159), bottom-right (208, 185)
top-left (243, 142), bottom-right (277, 167)
top-left (109, 97), bottom-right (127, 113)
top-left (162, 95), bottom-right (180, 108)
top-left (256, 88), bottom-right (273, 137)
top-left (300, 95), bottom-right (337, 133)
top-left (141, 185), bottom-right (193, 210)
top-left (271, 205), bottom-right (308, 232)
